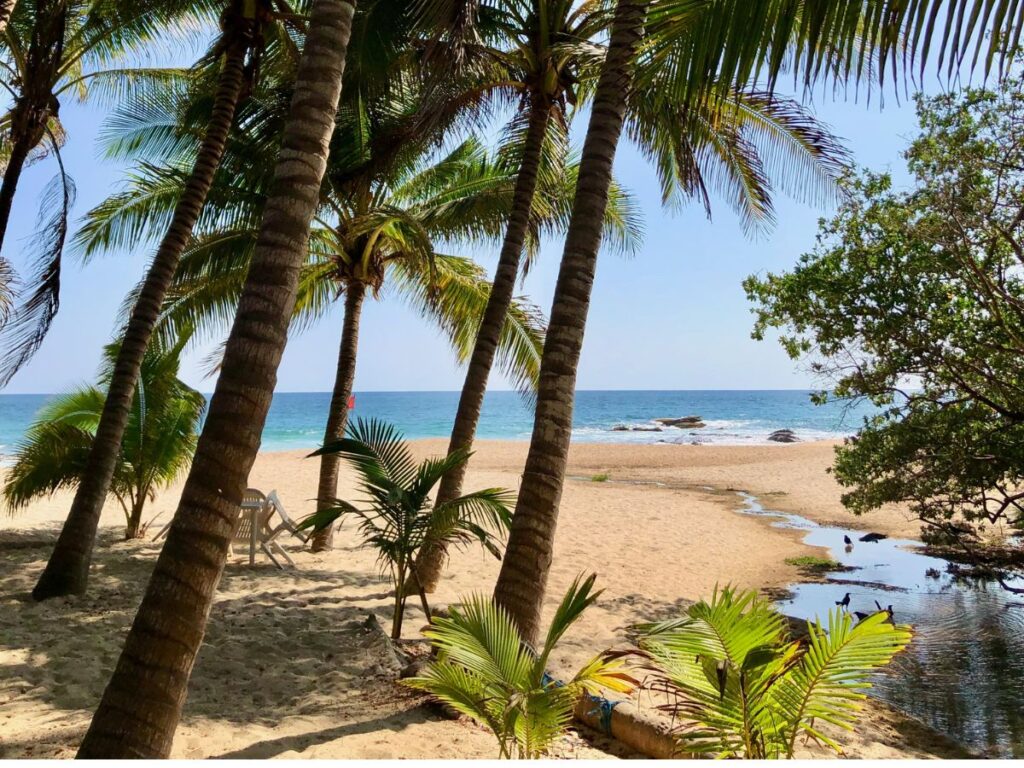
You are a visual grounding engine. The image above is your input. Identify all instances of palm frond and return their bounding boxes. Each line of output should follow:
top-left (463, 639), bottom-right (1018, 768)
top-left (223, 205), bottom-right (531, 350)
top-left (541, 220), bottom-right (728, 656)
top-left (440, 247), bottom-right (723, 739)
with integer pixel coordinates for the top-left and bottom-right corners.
top-left (3, 340), bottom-right (202, 528)
top-left (772, 609), bottom-right (912, 755)
top-left (635, 586), bottom-right (911, 758)
top-left (0, 163), bottom-right (75, 386)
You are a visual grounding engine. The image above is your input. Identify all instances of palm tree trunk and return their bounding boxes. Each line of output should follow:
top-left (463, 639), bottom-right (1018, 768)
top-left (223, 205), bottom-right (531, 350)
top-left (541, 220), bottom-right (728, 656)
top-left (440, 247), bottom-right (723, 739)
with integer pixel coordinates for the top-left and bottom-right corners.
top-left (491, 0), bottom-right (647, 646)
top-left (31, 35), bottom-right (250, 601)
top-left (414, 99), bottom-right (552, 593)
top-left (310, 281), bottom-right (365, 552)
top-left (0, 0), bottom-right (65, 257)
top-left (0, 0), bottom-right (16, 34)
top-left (0, 135), bottom-right (33, 257)
top-left (125, 496), bottom-right (146, 540)
top-left (76, 0), bottom-right (354, 756)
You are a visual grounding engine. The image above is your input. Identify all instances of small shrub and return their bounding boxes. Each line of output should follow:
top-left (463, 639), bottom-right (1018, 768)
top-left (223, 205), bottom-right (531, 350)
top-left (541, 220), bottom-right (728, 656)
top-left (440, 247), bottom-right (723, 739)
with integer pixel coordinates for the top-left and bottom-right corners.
top-left (633, 585), bottom-right (911, 758)
top-left (299, 419), bottom-right (514, 638)
top-left (406, 574), bottom-right (635, 758)
top-left (591, 472), bottom-right (610, 482)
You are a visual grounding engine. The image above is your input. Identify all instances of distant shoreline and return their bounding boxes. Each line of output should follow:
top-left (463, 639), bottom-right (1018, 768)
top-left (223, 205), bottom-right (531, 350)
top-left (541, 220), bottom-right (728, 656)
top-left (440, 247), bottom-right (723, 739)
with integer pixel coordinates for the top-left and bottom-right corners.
top-left (0, 390), bottom-right (871, 453)
top-left (256, 436), bottom-right (845, 454)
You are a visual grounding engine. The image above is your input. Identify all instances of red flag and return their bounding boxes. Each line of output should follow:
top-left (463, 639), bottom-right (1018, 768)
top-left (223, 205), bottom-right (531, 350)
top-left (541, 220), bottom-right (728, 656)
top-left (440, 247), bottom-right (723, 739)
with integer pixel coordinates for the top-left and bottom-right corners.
top-left (347, 394), bottom-right (355, 410)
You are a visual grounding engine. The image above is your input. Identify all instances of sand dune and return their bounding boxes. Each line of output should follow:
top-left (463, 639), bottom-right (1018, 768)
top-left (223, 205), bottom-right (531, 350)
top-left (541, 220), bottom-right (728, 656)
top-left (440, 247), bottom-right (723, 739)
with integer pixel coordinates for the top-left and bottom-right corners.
top-left (0, 440), bottom-right (962, 759)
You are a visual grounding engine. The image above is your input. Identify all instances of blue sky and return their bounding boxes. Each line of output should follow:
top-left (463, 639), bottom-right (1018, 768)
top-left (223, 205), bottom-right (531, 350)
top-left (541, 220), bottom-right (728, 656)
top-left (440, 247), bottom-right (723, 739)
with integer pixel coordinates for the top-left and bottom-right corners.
top-left (1, 55), bottom-right (930, 394)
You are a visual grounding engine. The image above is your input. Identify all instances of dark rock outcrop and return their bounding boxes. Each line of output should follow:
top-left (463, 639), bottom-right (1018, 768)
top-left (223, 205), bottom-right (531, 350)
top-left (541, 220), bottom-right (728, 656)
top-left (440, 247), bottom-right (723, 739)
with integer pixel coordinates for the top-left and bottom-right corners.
top-left (767, 429), bottom-right (800, 443)
top-left (654, 416), bottom-right (706, 428)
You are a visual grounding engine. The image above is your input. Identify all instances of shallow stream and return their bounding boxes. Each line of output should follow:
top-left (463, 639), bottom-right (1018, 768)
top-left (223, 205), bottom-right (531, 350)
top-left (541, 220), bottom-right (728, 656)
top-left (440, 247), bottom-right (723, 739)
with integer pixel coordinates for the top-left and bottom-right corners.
top-left (737, 492), bottom-right (1024, 758)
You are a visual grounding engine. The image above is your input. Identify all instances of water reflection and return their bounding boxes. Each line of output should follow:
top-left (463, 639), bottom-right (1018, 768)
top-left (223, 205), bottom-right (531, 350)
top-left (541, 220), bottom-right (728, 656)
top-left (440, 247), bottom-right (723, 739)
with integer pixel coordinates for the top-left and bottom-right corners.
top-left (737, 493), bottom-right (1024, 758)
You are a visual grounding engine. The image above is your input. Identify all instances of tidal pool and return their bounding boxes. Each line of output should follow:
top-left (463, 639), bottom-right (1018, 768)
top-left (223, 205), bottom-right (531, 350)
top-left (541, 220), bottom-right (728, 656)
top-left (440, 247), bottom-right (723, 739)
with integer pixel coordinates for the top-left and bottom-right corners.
top-left (737, 492), bottom-right (1024, 758)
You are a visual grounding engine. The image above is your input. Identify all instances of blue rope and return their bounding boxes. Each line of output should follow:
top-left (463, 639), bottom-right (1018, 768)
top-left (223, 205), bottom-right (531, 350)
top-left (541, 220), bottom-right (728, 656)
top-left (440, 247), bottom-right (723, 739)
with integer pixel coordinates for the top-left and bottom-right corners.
top-left (542, 672), bottom-right (619, 735)
top-left (582, 692), bottom-right (620, 735)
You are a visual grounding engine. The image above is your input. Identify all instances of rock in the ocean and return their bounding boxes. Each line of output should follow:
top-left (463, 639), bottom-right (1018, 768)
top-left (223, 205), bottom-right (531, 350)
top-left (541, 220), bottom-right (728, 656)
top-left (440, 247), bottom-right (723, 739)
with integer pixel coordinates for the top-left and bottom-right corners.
top-left (611, 424), bottom-right (663, 432)
top-left (654, 415), bottom-right (706, 428)
top-left (767, 429), bottom-right (800, 443)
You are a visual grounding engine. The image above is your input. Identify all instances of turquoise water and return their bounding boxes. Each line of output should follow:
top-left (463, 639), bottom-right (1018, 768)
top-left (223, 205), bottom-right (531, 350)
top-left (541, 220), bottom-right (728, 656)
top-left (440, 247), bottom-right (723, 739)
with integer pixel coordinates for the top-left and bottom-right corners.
top-left (0, 390), bottom-right (877, 455)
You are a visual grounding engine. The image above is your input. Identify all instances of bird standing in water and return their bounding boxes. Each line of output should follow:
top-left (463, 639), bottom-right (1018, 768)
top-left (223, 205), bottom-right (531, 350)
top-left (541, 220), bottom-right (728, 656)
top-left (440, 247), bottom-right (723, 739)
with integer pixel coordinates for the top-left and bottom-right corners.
top-left (843, 535), bottom-right (853, 545)
top-left (835, 592), bottom-right (851, 609)
top-left (855, 602), bottom-right (895, 623)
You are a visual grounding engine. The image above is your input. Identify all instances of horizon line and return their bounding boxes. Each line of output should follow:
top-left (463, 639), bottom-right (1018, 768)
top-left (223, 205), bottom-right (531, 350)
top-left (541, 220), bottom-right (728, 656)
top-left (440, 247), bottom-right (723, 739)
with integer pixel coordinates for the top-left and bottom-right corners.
top-left (0, 387), bottom-right (828, 396)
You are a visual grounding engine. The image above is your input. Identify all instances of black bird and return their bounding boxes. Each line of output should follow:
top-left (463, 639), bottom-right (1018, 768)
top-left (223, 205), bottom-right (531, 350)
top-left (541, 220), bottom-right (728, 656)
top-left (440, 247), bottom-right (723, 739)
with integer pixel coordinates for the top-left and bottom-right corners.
top-left (855, 603), bottom-right (895, 622)
top-left (875, 600), bottom-right (895, 622)
top-left (859, 532), bottom-right (887, 542)
top-left (843, 535), bottom-right (853, 545)
top-left (835, 592), bottom-right (851, 609)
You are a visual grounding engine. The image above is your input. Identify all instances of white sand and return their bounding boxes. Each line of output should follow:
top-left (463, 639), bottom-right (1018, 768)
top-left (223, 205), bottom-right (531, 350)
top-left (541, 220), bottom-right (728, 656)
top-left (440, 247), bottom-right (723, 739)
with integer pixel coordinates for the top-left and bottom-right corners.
top-left (0, 440), bottom-right (966, 759)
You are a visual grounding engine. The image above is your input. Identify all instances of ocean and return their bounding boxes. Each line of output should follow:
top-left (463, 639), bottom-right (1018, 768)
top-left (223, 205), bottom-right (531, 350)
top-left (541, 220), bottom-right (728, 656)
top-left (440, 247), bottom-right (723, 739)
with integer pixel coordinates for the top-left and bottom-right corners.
top-left (0, 390), bottom-right (876, 456)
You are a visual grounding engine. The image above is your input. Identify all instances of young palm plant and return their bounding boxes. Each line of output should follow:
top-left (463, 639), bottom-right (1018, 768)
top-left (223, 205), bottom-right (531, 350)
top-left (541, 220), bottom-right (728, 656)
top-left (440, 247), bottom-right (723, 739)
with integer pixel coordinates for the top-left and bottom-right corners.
top-left (3, 339), bottom-right (204, 539)
top-left (406, 573), bottom-right (635, 758)
top-left (298, 418), bottom-right (515, 639)
top-left (632, 586), bottom-right (912, 759)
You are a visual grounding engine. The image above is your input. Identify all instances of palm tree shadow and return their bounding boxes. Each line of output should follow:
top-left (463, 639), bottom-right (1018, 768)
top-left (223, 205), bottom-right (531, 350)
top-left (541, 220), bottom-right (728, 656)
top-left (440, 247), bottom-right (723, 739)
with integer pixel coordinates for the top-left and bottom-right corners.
top-left (0, 528), bottom-right (422, 747)
top-left (212, 705), bottom-right (436, 759)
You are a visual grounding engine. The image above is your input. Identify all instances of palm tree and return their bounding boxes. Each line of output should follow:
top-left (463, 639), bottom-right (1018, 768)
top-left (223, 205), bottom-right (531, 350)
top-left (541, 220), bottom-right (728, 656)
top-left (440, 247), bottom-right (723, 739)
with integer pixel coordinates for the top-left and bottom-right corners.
top-left (492, 0), bottom-right (646, 645)
top-left (418, 0), bottom-right (617, 589)
top-left (492, 0), bottom-right (1024, 643)
top-left (30, 0), bottom-right (286, 601)
top-left (0, 0), bottom-right (15, 34)
top-left (299, 418), bottom-right (514, 638)
top-left (76, 0), bottom-right (357, 757)
top-left (74, 67), bottom-right (637, 554)
top-left (0, 0), bottom-right (203, 383)
top-left (632, 586), bottom-right (911, 758)
top-left (154, 137), bottom-right (556, 554)
top-left (3, 340), bottom-right (204, 539)
top-left (406, 573), bottom-right (635, 758)
top-left (416, 0), bottom-right (852, 593)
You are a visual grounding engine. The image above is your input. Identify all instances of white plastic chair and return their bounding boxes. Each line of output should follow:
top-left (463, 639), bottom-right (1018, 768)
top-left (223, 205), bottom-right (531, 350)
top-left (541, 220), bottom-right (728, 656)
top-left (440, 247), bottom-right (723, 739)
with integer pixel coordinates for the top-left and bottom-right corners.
top-left (265, 490), bottom-right (310, 544)
top-left (228, 488), bottom-right (294, 568)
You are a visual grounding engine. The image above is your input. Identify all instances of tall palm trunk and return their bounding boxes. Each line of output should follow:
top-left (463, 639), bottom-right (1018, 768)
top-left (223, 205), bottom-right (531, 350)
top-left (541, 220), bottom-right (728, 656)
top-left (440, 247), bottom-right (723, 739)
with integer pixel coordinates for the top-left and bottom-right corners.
top-left (0, 0), bottom-right (16, 34)
top-left (414, 100), bottom-right (551, 592)
top-left (492, 0), bottom-right (646, 645)
top-left (310, 281), bottom-right (366, 552)
top-left (31, 36), bottom-right (251, 601)
top-left (76, 0), bottom-right (354, 756)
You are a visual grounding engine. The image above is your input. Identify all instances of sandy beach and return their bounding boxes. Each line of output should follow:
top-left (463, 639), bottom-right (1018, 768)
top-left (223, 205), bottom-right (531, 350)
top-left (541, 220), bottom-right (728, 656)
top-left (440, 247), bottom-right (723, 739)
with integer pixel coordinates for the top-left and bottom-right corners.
top-left (0, 440), bottom-right (965, 759)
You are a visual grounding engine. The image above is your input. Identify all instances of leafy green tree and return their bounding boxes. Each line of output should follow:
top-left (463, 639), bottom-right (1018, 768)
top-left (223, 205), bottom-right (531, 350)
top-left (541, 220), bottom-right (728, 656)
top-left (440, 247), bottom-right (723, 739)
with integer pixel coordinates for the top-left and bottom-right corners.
top-left (299, 418), bottom-right (515, 639)
top-left (745, 79), bottom-right (1024, 580)
top-left (3, 339), bottom-right (204, 539)
top-left (634, 586), bottom-right (911, 759)
top-left (492, 0), bottom-right (1024, 644)
top-left (406, 573), bottom-right (635, 758)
